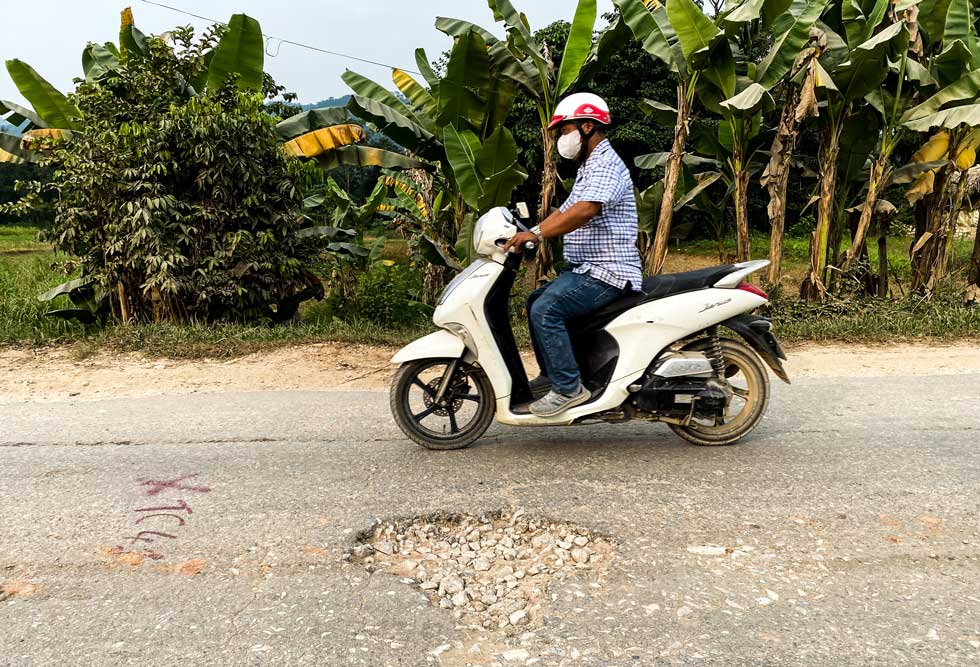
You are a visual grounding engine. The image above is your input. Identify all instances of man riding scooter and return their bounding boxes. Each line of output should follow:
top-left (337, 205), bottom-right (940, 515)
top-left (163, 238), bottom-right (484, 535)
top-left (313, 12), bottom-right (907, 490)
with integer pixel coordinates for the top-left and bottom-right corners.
top-left (504, 93), bottom-right (643, 417)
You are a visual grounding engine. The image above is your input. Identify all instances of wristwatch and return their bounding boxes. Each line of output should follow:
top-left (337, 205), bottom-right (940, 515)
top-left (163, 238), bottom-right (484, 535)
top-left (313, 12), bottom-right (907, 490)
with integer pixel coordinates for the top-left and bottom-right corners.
top-left (529, 224), bottom-right (543, 241)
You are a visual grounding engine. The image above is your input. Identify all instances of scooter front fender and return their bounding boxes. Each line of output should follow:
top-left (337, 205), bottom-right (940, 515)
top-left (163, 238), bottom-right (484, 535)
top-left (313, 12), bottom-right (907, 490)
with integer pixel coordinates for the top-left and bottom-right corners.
top-left (391, 329), bottom-right (465, 365)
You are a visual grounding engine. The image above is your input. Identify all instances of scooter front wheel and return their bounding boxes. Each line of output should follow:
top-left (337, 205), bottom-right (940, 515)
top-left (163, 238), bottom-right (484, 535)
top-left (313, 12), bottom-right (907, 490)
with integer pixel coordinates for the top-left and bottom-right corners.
top-left (390, 359), bottom-right (496, 450)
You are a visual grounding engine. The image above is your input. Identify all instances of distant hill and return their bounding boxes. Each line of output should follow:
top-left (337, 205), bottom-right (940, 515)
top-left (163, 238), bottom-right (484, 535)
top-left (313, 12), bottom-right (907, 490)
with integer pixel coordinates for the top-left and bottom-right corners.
top-left (301, 96), bottom-right (350, 111)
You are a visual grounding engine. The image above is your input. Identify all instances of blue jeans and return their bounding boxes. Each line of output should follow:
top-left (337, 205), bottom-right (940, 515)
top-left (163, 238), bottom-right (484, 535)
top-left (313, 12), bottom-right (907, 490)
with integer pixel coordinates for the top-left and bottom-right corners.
top-left (526, 271), bottom-right (624, 395)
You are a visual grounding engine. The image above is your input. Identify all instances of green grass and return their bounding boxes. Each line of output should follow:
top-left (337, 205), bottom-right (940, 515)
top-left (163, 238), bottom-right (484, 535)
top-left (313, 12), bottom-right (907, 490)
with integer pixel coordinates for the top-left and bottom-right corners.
top-left (768, 295), bottom-right (980, 343)
top-left (2, 225), bottom-right (978, 358)
top-left (0, 225), bottom-right (50, 253)
top-left (678, 232), bottom-right (976, 284)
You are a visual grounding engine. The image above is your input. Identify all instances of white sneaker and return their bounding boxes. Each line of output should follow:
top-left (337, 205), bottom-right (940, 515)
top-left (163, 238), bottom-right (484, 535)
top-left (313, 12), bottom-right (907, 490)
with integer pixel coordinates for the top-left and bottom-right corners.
top-left (529, 383), bottom-right (591, 417)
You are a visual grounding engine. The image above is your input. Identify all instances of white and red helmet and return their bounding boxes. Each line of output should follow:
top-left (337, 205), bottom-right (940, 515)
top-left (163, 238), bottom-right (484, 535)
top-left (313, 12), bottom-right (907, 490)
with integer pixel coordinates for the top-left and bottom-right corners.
top-left (548, 93), bottom-right (612, 130)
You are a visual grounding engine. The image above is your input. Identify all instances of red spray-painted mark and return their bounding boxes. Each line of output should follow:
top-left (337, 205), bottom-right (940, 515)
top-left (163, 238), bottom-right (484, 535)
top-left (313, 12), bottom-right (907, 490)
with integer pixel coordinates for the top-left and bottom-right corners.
top-left (135, 513), bottom-right (186, 526)
top-left (138, 474), bottom-right (211, 497)
top-left (124, 531), bottom-right (177, 544)
top-left (134, 500), bottom-right (194, 515)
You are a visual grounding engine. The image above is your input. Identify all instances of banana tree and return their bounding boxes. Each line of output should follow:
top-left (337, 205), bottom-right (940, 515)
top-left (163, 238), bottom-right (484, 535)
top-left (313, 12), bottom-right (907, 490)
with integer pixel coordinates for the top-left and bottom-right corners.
top-left (338, 28), bottom-right (527, 286)
top-left (800, 17), bottom-right (910, 300)
top-left (436, 0), bottom-right (626, 280)
top-left (615, 0), bottom-right (702, 274)
top-left (901, 70), bottom-right (980, 293)
top-left (744, 0), bottom-right (829, 284)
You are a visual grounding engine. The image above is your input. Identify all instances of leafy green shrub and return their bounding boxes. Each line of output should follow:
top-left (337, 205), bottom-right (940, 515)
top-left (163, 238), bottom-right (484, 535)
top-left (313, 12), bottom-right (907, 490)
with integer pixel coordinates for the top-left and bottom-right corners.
top-left (335, 262), bottom-right (428, 327)
top-left (30, 30), bottom-right (339, 324)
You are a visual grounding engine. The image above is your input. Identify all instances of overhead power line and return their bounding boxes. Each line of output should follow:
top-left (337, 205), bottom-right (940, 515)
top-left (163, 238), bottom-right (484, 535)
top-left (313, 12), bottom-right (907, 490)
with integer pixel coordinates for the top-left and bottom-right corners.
top-left (139, 0), bottom-right (421, 74)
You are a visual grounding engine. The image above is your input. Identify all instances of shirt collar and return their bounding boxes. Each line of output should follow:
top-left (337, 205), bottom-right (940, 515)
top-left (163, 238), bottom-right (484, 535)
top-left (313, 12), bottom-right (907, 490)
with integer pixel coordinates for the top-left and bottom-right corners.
top-left (582, 138), bottom-right (611, 168)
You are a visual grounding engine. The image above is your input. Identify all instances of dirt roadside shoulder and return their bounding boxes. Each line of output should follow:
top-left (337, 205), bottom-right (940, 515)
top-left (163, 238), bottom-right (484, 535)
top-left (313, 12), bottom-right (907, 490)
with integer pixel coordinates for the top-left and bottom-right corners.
top-left (1, 341), bottom-right (978, 402)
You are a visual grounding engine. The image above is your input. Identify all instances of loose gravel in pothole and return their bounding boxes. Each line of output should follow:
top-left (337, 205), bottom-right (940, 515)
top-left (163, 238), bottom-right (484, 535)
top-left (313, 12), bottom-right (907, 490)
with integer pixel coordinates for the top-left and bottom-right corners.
top-left (351, 511), bottom-right (614, 634)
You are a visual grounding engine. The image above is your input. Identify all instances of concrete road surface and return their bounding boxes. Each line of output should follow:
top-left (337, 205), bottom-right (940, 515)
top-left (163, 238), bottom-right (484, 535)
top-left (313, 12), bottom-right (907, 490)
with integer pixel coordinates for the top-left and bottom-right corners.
top-left (1, 374), bottom-right (979, 666)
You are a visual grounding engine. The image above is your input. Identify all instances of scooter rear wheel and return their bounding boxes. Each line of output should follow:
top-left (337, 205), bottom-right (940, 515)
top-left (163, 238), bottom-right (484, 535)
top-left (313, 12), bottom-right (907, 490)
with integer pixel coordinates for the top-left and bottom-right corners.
top-left (391, 359), bottom-right (496, 450)
top-left (669, 338), bottom-right (770, 446)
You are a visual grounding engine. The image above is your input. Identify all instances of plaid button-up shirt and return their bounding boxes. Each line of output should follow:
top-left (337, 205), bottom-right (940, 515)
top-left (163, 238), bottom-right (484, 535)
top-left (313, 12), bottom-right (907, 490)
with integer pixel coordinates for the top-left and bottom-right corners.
top-left (559, 139), bottom-right (643, 291)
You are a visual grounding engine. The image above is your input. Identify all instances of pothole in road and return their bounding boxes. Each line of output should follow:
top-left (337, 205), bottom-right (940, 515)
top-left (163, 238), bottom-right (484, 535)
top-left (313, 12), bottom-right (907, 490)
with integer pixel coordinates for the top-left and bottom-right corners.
top-left (350, 510), bottom-right (614, 634)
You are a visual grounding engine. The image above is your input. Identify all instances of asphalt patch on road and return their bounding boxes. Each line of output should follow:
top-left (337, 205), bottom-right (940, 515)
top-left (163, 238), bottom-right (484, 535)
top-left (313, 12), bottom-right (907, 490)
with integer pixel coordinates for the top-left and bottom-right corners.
top-left (349, 510), bottom-right (614, 636)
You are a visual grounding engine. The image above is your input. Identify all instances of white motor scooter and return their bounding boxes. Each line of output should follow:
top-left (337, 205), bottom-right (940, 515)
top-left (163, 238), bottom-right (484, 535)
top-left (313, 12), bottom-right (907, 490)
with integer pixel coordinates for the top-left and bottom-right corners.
top-left (389, 206), bottom-right (789, 450)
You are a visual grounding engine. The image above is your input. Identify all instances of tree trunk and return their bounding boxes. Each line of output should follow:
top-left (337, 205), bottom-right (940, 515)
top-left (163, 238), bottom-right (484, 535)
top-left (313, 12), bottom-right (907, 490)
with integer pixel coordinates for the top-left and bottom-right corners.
top-left (910, 167), bottom-right (953, 294)
top-left (935, 175), bottom-right (967, 283)
top-left (646, 80), bottom-right (690, 275)
top-left (877, 227), bottom-right (889, 298)
top-left (116, 281), bottom-right (131, 323)
top-left (732, 143), bottom-right (751, 264)
top-left (534, 126), bottom-right (558, 284)
top-left (843, 156), bottom-right (890, 271)
top-left (763, 96), bottom-right (799, 286)
top-left (801, 124), bottom-right (843, 301)
top-left (967, 212), bottom-right (980, 302)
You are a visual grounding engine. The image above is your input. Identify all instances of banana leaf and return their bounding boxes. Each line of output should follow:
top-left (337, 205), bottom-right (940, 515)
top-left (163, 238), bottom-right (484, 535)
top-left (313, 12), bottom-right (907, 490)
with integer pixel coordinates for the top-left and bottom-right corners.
top-left (46, 309), bottom-right (97, 325)
top-left (207, 14), bottom-right (264, 92)
top-left (443, 125), bottom-right (484, 210)
top-left (674, 171), bottom-right (723, 211)
top-left (901, 69), bottom-right (980, 125)
top-left (943, 0), bottom-right (980, 68)
top-left (342, 70), bottom-right (413, 117)
top-left (348, 95), bottom-right (435, 154)
top-left (478, 161), bottom-right (528, 212)
top-left (281, 125), bottom-right (364, 159)
top-left (120, 25), bottom-right (149, 59)
top-left (832, 22), bottom-right (908, 102)
top-left (415, 48), bottom-right (440, 89)
top-left (643, 99), bottom-right (679, 126)
top-left (666, 0), bottom-right (719, 62)
top-left (918, 0), bottom-right (954, 51)
top-left (724, 0), bottom-right (767, 24)
top-left (455, 213), bottom-right (478, 265)
top-left (841, 0), bottom-right (889, 48)
top-left (904, 103), bottom-right (980, 131)
top-left (38, 277), bottom-right (92, 303)
top-left (5, 60), bottom-right (80, 130)
top-left (437, 31), bottom-right (491, 131)
top-left (577, 12), bottom-right (630, 85)
top-left (0, 133), bottom-right (30, 163)
top-left (934, 40), bottom-right (973, 87)
top-left (486, 0), bottom-right (548, 72)
top-left (296, 226), bottom-right (356, 240)
top-left (275, 107), bottom-right (351, 141)
top-left (887, 159), bottom-right (950, 185)
top-left (316, 145), bottom-right (423, 171)
top-left (635, 152), bottom-right (721, 169)
top-left (0, 99), bottom-right (44, 128)
top-left (82, 42), bottom-right (120, 81)
top-left (720, 83), bottom-right (774, 115)
top-left (556, 0), bottom-right (598, 96)
top-left (614, 0), bottom-right (682, 73)
top-left (755, 0), bottom-right (828, 88)
top-left (392, 69), bottom-right (438, 123)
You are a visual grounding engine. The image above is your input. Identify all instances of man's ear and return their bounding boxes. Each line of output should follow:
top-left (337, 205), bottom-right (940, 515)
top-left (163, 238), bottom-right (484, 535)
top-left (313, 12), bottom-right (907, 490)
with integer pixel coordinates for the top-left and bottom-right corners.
top-left (580, 121), bottom-right (595, 135)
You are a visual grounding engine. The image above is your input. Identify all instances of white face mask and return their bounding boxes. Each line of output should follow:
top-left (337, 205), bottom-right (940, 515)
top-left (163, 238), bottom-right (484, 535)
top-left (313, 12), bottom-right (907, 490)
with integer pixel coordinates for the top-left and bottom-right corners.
top-left (557, 131), bottom-right (583, 160)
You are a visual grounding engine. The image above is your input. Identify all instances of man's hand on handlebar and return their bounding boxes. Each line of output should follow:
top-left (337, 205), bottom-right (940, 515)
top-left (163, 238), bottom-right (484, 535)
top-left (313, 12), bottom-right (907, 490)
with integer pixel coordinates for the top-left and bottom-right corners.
top-left (503, 231), bottom-right (540, 253)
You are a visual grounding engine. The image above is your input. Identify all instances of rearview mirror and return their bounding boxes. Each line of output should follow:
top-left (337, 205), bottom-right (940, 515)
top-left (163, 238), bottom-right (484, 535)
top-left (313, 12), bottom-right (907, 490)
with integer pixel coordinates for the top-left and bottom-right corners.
top-left (515, 202), bottom-right (530, 219)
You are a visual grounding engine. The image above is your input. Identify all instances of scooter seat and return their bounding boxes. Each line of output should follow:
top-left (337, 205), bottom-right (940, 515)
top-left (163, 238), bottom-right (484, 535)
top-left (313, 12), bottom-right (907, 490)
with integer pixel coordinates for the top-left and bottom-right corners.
top-left (567, 264), bottom-right (738, 334)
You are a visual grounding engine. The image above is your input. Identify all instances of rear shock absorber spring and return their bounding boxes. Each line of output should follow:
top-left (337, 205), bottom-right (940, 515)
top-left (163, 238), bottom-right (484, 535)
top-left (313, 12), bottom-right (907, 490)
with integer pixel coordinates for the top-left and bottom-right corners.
top-left (706, 326), bottom-right (725, 378)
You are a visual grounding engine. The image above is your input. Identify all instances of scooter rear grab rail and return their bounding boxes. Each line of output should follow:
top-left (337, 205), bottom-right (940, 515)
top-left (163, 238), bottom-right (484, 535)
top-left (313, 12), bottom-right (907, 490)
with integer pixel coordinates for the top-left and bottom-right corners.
top-left (714, 260), bottom-right (770, 288)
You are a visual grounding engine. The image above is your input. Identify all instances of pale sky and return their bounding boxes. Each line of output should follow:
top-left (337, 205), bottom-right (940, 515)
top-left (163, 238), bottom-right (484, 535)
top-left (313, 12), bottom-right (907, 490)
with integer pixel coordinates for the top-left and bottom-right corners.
top-left (0, 0), bottom-right (616, 108)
